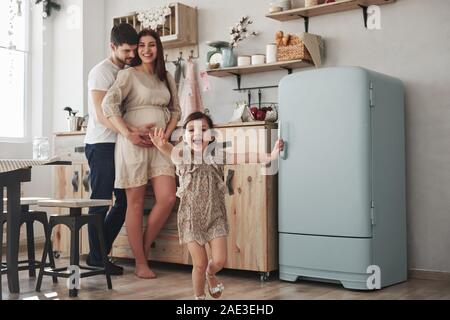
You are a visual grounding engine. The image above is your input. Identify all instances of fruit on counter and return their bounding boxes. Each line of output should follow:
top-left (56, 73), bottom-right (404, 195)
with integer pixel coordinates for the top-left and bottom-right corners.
top-left (256, 110), bottom-right (266, 121)
top-left (250, 107), bottom-right (259, 118)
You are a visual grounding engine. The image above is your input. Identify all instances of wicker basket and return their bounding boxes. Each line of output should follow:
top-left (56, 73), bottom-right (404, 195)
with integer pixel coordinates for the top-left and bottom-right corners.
top-left (277, 34), bottom-right (312, 62)
top-left (305, 0), bottom-right (319, 7)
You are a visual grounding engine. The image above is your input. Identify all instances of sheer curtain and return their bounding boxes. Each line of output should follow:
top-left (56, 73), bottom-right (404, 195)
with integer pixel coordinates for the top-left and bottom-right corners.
top-left (0, 0), bottom-right (29, 139)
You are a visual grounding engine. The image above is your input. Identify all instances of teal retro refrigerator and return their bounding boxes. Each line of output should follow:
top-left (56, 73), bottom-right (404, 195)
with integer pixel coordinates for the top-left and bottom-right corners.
top-left (278, 67), bottom-right (407, 290)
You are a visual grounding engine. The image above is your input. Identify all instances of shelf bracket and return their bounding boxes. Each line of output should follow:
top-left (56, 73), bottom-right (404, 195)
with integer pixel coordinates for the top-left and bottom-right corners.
top-left (231, 73), bottom-right (242, 91)
top-left (233, 85), bottom-right (278, 92)
top-left (359, 5), bottom-right (368, 28)
top-left (281, 67), bottom-right (293, 74)
top-left (298, 15), bottom-right (309, 33)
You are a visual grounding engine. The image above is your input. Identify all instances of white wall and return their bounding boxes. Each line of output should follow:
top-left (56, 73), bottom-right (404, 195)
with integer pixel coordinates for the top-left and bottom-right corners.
top-left (52, 0), bottom-right (84, 133)
top-left (83, 0), bottom-right (106, 113)
top-left (103, 0), bottom-right (450, 273)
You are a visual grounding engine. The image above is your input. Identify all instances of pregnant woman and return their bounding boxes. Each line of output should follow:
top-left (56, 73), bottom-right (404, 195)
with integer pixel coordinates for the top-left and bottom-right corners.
top-left (102, 29), bottom-right (180, 279)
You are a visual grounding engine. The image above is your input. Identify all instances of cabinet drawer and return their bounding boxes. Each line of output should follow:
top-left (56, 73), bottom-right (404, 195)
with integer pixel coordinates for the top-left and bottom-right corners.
top-left (113, 229), bottom-right (184, 264)
top-left (215, 125), bottom-right (277, 163)
top-left (53, 134), bottom-right (87, 163)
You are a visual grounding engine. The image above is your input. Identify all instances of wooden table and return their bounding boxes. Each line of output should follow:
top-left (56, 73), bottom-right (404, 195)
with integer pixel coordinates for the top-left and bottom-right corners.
top-left (0, 159), bottom-right (71, 294)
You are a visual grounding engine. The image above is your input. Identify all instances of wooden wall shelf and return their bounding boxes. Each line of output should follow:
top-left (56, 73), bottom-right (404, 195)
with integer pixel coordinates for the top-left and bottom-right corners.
top-left (206, 59), bottom-right (314, 91)
top-left (266, 0), bottom-right (395, 21)
top-left (206, 59), bottom-right (313, 77)
top-left (113, 2), bottom-right (198, 61)
top-left (113, 3), bottom-right (197, 49)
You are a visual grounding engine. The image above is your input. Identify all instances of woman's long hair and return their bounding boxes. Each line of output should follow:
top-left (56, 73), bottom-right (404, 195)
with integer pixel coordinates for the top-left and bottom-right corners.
top-left (130, 29), bottom-right (173, 109)
top-left (130, 29), bottom-right (167, 83)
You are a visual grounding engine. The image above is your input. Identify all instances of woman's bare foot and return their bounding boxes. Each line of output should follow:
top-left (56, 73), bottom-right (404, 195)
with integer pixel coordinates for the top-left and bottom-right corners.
top-left (135, 264), bottom-right (157, 279)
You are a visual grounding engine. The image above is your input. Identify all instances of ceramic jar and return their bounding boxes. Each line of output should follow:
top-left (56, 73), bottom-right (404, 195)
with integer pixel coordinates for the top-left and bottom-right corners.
top-left (266, 43), bottom-right (277, 64)
top-left (251, 54), bottom-right (266, 65)
top-left (305, 0), bottom-right (319, 8)
top-left (278, 0), bottom-right (292, 11)
top-left (238, 55), bottom-right (251, 66)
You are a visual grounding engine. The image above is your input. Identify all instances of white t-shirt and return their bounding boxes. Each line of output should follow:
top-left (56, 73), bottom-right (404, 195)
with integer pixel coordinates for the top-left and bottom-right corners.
top-left (84, 59), bottom-right (121, 144)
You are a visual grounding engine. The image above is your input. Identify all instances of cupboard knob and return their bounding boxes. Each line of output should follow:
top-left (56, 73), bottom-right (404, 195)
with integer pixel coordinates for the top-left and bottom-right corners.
top-left (237, 187), bottom-right (242, 194)
top-left (247, 176), bottom-right (252, 182)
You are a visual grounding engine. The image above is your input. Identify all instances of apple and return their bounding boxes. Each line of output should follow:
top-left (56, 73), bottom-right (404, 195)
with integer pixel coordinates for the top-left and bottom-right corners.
top-left (256, 110), bottom-right (266, 121)
top-left (250, 107), bottom-right (259, 119)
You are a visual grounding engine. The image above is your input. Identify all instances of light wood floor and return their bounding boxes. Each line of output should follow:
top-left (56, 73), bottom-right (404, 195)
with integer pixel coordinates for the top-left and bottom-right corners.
top-left (2, 257), bottom-right (450, 300)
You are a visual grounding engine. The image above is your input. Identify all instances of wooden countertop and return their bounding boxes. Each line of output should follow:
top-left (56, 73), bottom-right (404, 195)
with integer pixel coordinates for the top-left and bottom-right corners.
top-left (54, 131), bottom-right (86, 136)
top-left (55, 121), bottom-right (277, 136)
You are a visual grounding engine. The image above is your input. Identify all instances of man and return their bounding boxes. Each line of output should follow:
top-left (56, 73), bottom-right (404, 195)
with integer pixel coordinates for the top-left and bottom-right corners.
top-left (84, 23), bottom-right (153, 275)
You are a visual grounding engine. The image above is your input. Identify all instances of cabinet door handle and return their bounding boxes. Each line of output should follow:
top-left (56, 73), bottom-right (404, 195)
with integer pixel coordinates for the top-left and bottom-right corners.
top-left (72, 171), bottom-right (79, 193)
top-left (226, 169), bottom-right (235, 195)
top-left (278, 120), bottom-right (287, 160)
top-left (83, 170), bottom-right (90, 193)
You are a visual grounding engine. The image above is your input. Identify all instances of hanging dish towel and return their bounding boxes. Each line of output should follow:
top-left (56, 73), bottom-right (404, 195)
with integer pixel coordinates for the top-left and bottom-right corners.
top-left (179, 58), bottom-right (204, 122)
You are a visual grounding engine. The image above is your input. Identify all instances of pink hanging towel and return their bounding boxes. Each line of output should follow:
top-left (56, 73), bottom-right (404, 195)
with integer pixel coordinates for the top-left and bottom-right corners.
top-left (179, 58), bottom-right (204, 122)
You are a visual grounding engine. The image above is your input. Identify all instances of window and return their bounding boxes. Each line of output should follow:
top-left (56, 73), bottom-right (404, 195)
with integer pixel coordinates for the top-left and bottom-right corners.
top-left (0, 0), bottom-right (29, 140)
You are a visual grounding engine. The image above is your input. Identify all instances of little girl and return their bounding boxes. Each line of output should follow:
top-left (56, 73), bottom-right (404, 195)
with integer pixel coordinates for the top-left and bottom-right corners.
top-left (149, 111), bottom-right (284, 300)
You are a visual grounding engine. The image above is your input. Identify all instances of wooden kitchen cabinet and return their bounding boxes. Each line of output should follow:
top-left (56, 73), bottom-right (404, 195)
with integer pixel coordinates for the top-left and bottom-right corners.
top-left (53, 132), bottom-right (91, 258)
top-left (111, 191), bottom-right (190, 265)
top-left (224, 164), bottom-right (278, 276)
top-left (53, 122), bottom-right (279, 279)
top-left (113, 2), bottom-right (198, 49)
top-left (52, 163), bottom-right (91, 257)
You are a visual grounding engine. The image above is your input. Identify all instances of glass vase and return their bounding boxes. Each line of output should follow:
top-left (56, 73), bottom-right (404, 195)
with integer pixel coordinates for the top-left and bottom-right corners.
top-left (221, 47), bottom-right (236, 68)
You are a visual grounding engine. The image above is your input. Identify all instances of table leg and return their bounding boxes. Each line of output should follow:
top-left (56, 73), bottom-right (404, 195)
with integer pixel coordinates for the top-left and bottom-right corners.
top-left (6, 182), bottom-right (21, 293)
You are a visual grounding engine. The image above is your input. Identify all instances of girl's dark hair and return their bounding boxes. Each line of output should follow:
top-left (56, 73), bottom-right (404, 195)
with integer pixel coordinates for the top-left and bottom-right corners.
top-left (130, 29), bottom-right (167, 82)
top-left (183, 112), bottom-right (214, 129)
top-left (110, 23), bottom-right (138, 46)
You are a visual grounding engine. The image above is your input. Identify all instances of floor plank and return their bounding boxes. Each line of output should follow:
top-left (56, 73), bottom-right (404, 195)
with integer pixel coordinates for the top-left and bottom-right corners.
top-left (2, 257), bottom-right (450, 300)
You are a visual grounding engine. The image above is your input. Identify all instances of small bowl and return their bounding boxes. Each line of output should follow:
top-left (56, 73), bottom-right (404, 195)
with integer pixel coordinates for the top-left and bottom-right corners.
top-left (269, 6), bottom-right (282, 13)
top-left (207, 62), bottom-right (220, 70)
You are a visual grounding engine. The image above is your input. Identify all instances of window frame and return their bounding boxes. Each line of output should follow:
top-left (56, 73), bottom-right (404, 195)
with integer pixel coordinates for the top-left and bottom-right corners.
top-left (0, 0), bottom-right (32, 143)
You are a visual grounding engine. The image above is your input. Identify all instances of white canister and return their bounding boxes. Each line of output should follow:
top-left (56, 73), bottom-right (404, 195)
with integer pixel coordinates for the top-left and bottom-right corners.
top-left (266, 43), bottom-right (277, 64)
top-left (278, 0), bottom-right (292, 11)
top-left (305, 0), bottom-right (318, 8)
top-left (237, 55), bottom-right (251, 67)
top-left (251, 54), bottom-right (265, 65)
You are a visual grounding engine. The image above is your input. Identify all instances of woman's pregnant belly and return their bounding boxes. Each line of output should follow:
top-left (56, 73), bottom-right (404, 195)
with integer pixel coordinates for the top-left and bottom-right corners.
top-left (124, 105), bottom-right (170, 129)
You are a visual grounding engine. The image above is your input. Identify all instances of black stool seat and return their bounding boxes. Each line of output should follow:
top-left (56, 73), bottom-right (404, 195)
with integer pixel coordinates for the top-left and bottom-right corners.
top-left (35, 199), bottom-right (112, 298)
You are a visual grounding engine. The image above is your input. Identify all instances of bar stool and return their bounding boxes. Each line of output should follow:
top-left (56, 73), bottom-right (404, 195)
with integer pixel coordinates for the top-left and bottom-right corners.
top-left (1, 197), bottom-right (57, 278)
top-left (35, 199), bottom-right (112, 298)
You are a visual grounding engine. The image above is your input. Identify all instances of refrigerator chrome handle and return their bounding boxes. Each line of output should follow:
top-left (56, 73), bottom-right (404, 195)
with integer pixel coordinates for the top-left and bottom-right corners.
top-left (278, 121), bottom-right (287, 160)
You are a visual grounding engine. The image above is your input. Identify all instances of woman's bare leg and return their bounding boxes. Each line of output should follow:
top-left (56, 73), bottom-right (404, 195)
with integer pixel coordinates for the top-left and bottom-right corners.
top-left (187, 241), bottom-right (208, 298)
top-left (125, 185), bottom-right (154, 279)
top-left (206, 236), bottom-right (227, 289)
top-left (143, 175), bottom-right (177, 275)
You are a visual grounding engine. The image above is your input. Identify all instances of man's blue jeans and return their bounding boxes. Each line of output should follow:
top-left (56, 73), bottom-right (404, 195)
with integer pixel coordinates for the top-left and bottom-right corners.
top-left (85, 143), bottom-right (126, 262)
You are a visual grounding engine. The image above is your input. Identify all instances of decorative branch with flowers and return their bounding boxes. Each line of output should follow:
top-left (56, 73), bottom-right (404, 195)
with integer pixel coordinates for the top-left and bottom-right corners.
top-left (35, 0), bottom-right (61, 18)
top-left (229, 15), bottom-right (259, 47)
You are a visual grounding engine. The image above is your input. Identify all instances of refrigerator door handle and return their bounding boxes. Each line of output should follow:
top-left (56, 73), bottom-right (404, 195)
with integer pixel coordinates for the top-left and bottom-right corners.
top-left (278, 121), bottom-right (287, 160)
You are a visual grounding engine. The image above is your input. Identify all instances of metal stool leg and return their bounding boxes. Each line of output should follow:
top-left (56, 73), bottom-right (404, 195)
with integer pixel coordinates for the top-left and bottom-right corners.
top-left (93, 216), bottom-right (112, 290)
top-left (35, 220), bottom-right (55, 292)
top-left (25, 220), bottom-right (36, 278)
top-left (69, 221), bottom-right (80, 298)
top-left (34, 213), bottom-right (58, 283)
